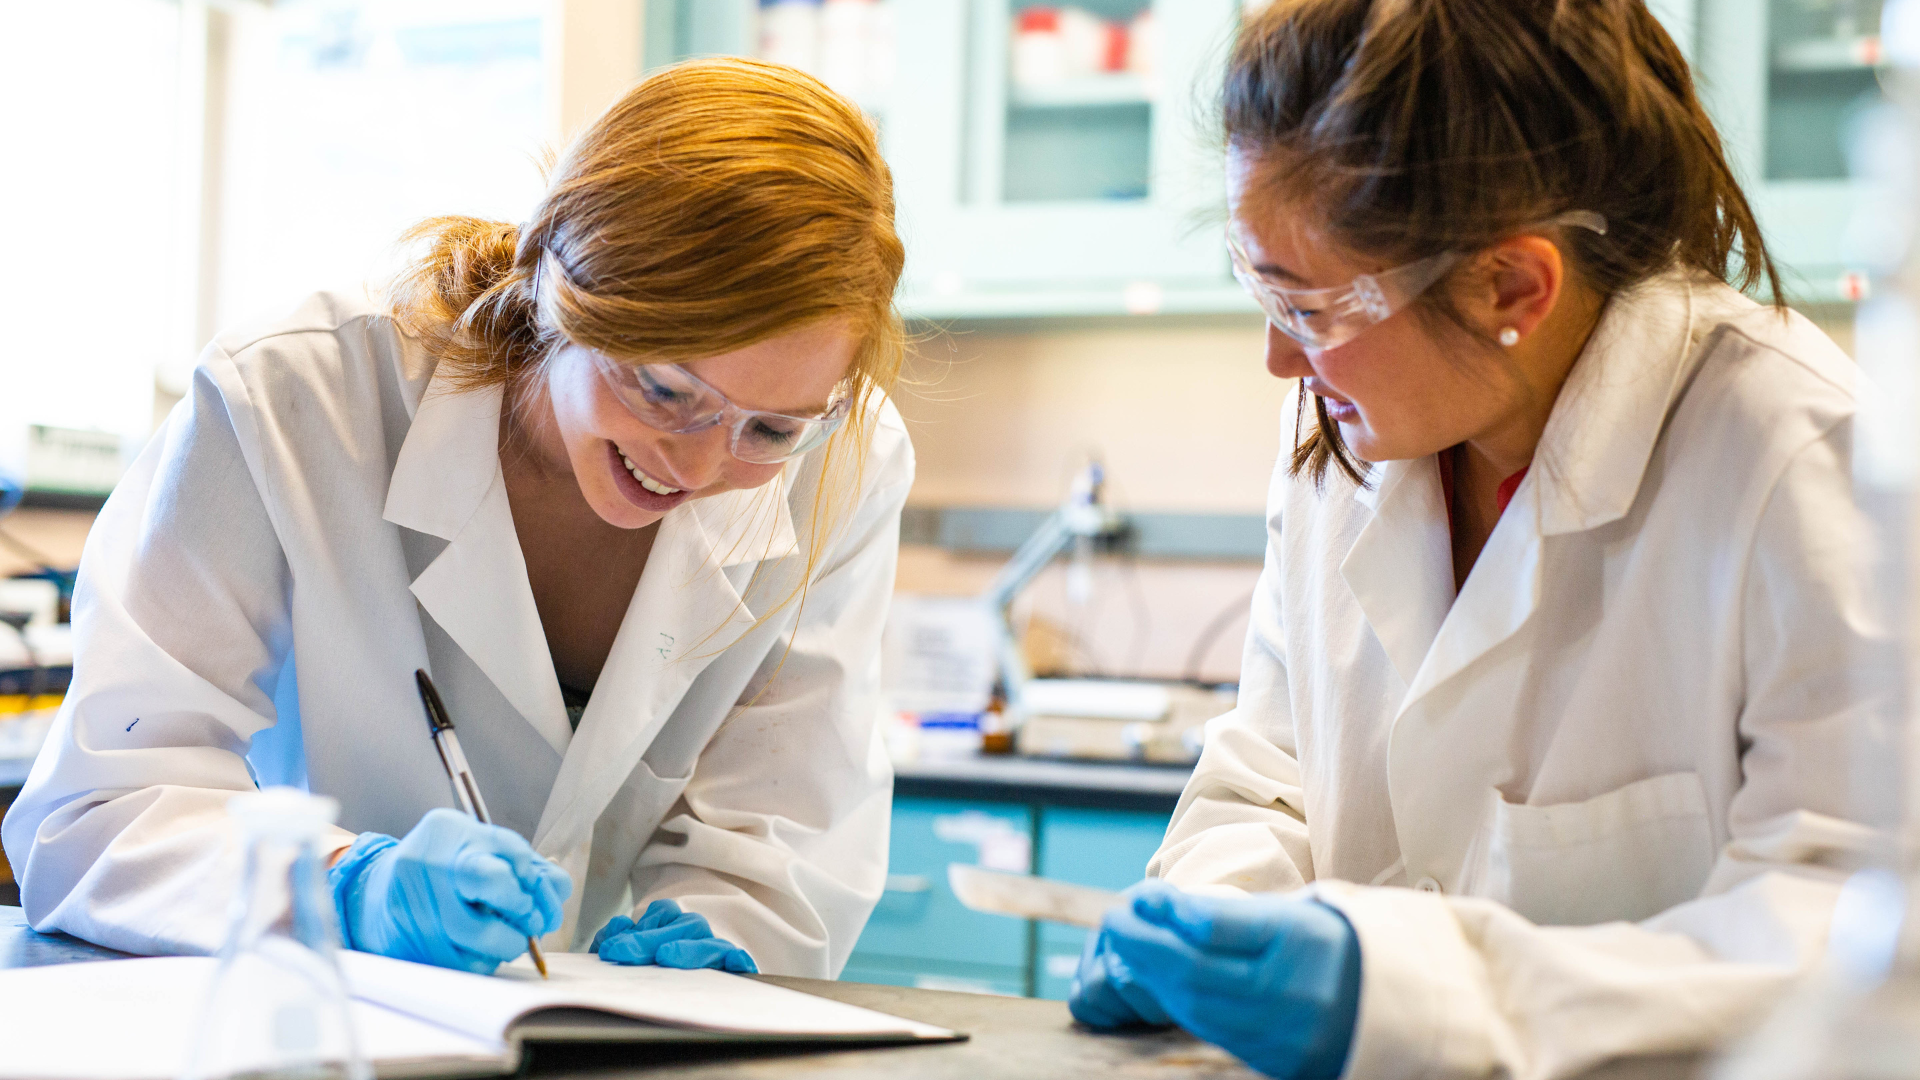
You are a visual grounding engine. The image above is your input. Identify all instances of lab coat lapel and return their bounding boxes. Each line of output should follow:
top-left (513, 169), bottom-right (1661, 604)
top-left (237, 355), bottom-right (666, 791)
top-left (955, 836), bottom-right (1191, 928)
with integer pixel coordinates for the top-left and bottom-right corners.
top-left (1339, 458), bottom-right (1455, 688)
top-left (531, 475), bottom-right (800, 856)
top-left (1397, 488), bottom-right (1544, 710)
top-left (383, 374), bottom-right (572, 755)
top-left (1384, 276), bottom-right (1712, 884)
top-left (1535, 274), bottom-right (1701, 537)
top-left (1384, 276), bottom-right (1704, 710)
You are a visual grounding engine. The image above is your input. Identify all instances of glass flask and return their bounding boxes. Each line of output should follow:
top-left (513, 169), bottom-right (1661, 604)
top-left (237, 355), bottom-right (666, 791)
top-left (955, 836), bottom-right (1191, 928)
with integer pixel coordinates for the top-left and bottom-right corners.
top-left (183, 788), bottom-right (369, 1080)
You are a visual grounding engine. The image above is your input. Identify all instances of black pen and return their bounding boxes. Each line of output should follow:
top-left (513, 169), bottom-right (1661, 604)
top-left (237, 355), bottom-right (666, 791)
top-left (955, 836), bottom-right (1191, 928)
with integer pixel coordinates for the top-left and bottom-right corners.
top-left (415, 669), bottom-right (550, 978)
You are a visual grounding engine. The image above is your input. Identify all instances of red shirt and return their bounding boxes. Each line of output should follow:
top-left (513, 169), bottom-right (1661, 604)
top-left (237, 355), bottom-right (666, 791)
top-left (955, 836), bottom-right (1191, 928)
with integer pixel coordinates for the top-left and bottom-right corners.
top-left (1438, 450), bottom-right (1529, 534)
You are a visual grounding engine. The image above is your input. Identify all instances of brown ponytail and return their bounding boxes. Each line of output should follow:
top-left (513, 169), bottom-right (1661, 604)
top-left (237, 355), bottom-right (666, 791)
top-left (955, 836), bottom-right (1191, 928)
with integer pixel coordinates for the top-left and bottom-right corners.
top-left (1227, 0), bottom-right (1782, 487)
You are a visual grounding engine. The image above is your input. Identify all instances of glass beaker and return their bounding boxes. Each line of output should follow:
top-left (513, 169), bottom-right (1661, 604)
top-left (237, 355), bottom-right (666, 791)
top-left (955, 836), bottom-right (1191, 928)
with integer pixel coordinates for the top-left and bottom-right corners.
top-left (183, 787), bottom-right (369, 1080)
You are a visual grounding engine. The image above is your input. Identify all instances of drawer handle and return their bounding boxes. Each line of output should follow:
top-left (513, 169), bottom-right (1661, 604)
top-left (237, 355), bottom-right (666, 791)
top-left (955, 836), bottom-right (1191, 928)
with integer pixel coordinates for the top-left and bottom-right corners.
top-left (884, 874), bottom-right (932, 894)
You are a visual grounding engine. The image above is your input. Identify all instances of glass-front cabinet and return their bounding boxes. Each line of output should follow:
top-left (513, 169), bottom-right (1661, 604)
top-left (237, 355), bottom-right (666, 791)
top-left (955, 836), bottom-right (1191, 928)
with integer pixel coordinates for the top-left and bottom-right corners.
top-left (648, 0), bottom-right (1883, 317)
top-left (648, 0), bottom-right (1248, 318)
top-left (888, 0), bottom-right (1243, 316)
top-left (1697, 0), bottom-right (1887, 303)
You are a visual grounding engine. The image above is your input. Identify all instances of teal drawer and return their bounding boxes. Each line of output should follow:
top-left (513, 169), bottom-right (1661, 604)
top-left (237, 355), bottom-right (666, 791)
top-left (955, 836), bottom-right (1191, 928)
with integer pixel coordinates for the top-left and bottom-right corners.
top-left (840, 954), bottom-right (1026, 997)
top-left (1033, 807), bottom-right (1171, 1000)
top-left (849, 797), bottom-right (1033, 970)
top-left (1035, 938), bottom-right (1089, 1002)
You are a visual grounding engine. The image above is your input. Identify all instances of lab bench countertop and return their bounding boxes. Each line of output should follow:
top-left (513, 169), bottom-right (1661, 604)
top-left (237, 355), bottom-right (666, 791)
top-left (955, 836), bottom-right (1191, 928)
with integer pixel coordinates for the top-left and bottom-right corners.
top-left (0, 755), bottom-right (31, 789)
top-left (0, 905), bottom-right (1260, 1079)
top-left (0, 906), bottom-right (1702, 1080)
top-left (891, 753), bottom-right (1194, 812)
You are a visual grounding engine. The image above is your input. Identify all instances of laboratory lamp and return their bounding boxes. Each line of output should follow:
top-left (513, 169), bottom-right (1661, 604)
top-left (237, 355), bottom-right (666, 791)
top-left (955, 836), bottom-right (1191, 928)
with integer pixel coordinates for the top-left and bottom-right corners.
top-left (979, 459), bottom-right (1127, 727)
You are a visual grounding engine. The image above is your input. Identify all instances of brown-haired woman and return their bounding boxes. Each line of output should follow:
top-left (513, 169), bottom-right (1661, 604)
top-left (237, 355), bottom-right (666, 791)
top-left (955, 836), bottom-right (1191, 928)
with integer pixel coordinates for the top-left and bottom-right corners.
top-left (1072, 2), bottom-right (1883, 1077)
top-left (3, 58), bottom-right (913, 978)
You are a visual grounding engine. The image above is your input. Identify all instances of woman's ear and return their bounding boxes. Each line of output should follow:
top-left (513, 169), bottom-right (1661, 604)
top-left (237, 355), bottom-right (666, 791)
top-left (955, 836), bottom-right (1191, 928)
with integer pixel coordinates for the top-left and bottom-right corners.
top-left (1477, 235), bottom-right (1566, 344)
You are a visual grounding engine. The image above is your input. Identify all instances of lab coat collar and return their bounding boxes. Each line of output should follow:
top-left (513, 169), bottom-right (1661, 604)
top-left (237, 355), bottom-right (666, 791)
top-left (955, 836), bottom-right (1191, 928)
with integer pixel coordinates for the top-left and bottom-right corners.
top-left (382, 369), bottom-right (502, 543)
top-left (382, 367), bottom-right (804, 768)
top-left (385, 371), bottom-right (574, 753)
top-left (1530, 272), bottom-right (1701, 537)
top-left (1343, 273), bottom-right (1703, 541)
top-left (532, 467), bottom-right (804, 857)
top-left (685, 467), bottom-right (802, 570)
top-left (1339, 272), bottom-right (1710, 709)
top-left (1340, 458), bottom-right (1454, 687)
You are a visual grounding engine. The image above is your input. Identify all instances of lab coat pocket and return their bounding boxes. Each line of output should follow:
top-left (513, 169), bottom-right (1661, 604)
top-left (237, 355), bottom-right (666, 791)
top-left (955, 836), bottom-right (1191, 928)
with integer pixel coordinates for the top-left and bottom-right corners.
top-left (1460, 772), bottom-right (1716, 926)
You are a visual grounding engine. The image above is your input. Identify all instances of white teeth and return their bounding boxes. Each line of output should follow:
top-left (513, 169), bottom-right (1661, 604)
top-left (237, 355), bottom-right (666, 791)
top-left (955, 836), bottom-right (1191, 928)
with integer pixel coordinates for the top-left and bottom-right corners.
top-left (623, 456), bottom-right (681, 496)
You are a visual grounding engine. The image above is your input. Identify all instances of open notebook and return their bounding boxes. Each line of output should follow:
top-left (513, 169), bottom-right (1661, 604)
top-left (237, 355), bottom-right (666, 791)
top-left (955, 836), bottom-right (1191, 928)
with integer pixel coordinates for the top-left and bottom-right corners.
top-left (0, 952), bottom-right (961, 1079)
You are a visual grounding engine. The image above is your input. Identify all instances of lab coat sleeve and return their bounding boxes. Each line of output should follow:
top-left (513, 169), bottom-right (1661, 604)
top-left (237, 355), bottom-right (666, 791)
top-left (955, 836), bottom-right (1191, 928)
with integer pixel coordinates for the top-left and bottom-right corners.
top-left (628, 423), bottom-right (915, 977)
top-left (1146, 457), bottom-right (1315, 895)
top-left (1312, 425), bottom-right (1879, 1080)
top-left (0, 354), bottom-right (356, 956)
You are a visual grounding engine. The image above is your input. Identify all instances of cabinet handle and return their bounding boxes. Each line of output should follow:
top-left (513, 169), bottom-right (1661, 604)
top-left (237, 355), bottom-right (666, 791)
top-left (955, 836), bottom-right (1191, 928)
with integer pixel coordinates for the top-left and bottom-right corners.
top-left (884, 874), bottom-right (932, 894)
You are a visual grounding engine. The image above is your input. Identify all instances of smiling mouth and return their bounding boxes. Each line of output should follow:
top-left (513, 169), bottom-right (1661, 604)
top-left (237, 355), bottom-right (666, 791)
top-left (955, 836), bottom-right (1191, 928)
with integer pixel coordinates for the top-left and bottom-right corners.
top-left (605, 442), bottom-right (692, 511)
top-left (1303, 380), bottom-right (1349, 406)
top-left (620, 453), bottom-right (681, 495)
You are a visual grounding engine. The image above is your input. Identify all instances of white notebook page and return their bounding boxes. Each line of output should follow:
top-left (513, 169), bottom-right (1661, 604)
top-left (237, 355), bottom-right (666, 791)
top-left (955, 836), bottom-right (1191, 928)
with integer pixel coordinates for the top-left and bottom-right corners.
top-left (0, 951), bottom-right (954, 1080)
top-left (0, 957), bottom-right (501, 1080)
top-left (345, 951), bottom-right (954, 1040)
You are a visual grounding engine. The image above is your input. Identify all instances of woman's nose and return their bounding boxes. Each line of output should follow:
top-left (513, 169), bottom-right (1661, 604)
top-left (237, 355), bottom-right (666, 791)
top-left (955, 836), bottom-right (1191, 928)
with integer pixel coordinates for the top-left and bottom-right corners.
top-left (1264, 323), bottom-right (1314, 380)
top-left (656, 424), bottom-right (733, 490)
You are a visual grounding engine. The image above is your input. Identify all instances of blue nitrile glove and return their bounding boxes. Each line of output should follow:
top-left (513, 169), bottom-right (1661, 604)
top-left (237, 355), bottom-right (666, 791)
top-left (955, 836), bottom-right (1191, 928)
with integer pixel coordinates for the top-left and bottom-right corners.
top-left (1069, 923), bottom-right (1175, 1028)
top-left (592, 899), bottom-right (758, 974)
top-left (329, 808), bottom-right (572, 975)
top-left (1101, 879), bottom-right (1362, 1080)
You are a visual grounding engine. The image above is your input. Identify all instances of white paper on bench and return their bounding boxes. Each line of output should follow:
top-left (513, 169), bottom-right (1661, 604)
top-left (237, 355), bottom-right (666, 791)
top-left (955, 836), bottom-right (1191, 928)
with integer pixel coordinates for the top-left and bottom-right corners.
top-left (0, 952), bottom-right (953, 1080)
top-left (346, 951), bottom-right (955, 1041)
top-left (0, 957), bottom-right (500, 1080)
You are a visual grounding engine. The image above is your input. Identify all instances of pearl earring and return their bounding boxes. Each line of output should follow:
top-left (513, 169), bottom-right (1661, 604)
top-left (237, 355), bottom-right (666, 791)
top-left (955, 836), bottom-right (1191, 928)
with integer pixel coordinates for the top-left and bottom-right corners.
top-left (1498, 327), bottom-right (1521, 347)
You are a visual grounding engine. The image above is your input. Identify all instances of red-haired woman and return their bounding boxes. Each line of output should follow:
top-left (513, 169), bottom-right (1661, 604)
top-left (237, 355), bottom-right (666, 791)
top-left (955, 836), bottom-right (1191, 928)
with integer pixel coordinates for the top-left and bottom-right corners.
top-left (1073, 3), bottom-right (1886, 1078)
top-left (4, 58), bottom-right (911, 979)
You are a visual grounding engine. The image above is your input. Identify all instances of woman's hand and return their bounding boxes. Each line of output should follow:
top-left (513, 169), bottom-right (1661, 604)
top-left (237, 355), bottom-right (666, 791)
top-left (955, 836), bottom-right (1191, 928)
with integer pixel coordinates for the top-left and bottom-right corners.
top-left (328, 808), bottom-right (572, 974)
top-left (592, 899), bottom-right (757, 973)
top-left (1076, 879), bottom-right (1362, 1080)
top-left (1069, 923), bottom-right (1175, 1029)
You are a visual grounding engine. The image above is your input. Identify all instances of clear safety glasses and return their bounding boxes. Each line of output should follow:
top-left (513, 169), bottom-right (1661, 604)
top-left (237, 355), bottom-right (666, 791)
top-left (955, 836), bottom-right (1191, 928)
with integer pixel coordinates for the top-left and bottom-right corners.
top-left (1227, 210), bottom-right (1609, 352)
top-left (592, 354), bottom-right (851, 465)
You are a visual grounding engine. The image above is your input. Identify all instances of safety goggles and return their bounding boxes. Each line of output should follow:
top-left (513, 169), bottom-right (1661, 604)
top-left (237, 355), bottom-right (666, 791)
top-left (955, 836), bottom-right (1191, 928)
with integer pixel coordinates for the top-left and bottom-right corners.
top-left (592, 353), bottom-right (851, 465)
top-left (1227, 211), bottom-right (1609, 352)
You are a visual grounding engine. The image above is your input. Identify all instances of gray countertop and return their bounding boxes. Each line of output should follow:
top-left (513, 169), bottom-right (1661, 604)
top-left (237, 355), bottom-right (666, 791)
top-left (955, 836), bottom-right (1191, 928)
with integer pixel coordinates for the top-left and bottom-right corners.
top-left (0, 908), bottom-right (1700, 1079)
top-left (890, 754), bottom-right (1194, 812)
top-left (0, 756), bottom-right (31, 789)
top-left (0, 906), bottom-right (1258, 1080)
top-left (893, 754), bottom-right (1193, 794)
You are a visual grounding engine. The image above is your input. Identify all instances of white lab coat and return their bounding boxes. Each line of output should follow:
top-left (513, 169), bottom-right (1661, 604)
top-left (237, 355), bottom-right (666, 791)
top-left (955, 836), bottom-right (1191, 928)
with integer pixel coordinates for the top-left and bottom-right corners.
top-left (1150, 271), bottom-right (1888, 1079)
top-left (0, 290), bottom-right (915, 977)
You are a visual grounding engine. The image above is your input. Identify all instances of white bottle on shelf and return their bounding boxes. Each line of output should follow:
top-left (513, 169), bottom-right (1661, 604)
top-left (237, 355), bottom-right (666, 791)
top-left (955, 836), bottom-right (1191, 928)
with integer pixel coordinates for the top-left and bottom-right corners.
top-left (759, 0), bottom-right (824, 76)
top-left (1012, 7), bottom-right (1066, 87)
top-left (820, 0), bottom-right (875, 100)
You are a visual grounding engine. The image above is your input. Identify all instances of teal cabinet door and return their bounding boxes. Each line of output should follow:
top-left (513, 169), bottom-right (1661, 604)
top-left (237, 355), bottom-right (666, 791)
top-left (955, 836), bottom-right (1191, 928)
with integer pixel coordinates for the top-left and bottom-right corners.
top-left (846, 798), bottom-right (1033, 993)
top-left (839, 956), bottom-right (1028, 998)
top-left (1033, 807), bottom-right (1171, 1000)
